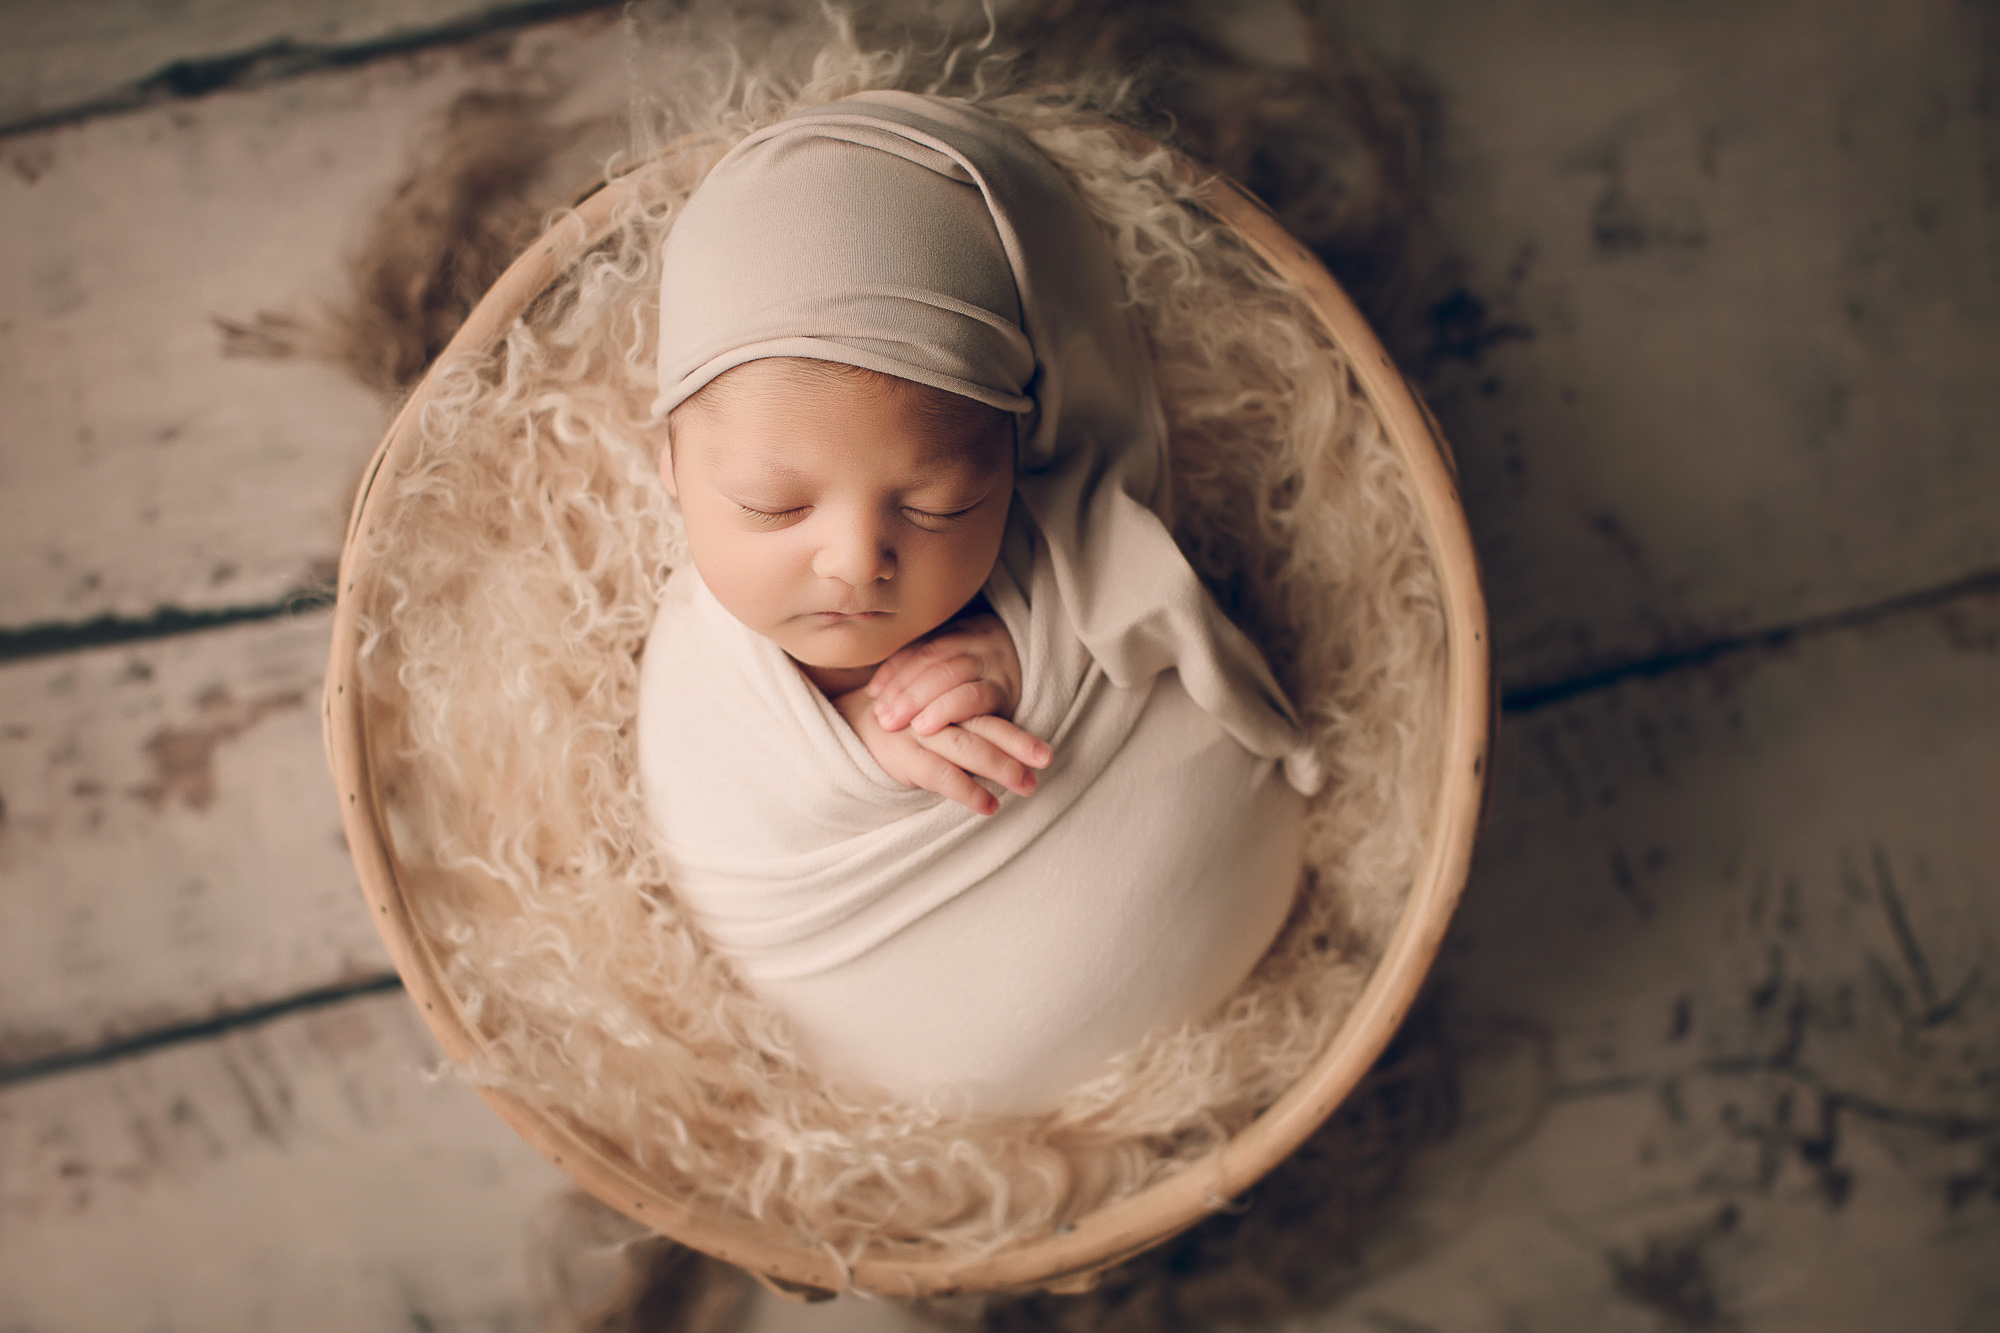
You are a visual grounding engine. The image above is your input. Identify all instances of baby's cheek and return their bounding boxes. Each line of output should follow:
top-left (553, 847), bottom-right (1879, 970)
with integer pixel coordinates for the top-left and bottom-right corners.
top-left (687, 539), bottom-right (771, 628)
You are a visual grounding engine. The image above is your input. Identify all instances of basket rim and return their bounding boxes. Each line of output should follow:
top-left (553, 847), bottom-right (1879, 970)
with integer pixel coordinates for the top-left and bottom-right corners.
top-left (322, 126), bottom-right (1491, 1300)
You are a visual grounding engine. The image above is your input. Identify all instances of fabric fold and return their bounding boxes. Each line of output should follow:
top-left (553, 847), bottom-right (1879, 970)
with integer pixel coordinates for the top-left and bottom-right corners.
top-left (638, 506), bottom-right (1306, 1111)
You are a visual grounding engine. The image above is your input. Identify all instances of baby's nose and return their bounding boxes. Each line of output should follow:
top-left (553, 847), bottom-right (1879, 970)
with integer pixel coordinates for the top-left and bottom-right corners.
top-left (812, 521), bottom-right (895, 586)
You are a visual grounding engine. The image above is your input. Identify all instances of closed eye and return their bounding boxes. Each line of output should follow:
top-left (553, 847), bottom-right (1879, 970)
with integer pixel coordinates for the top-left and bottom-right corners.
top-left (903, 504), bottom-right (981, 530)
top-left (735, 503), bottom-right (807, 526)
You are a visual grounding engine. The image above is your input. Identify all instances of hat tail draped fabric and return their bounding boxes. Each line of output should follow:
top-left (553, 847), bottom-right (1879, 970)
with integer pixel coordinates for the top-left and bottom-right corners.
top-left (654, 90), bottom-right (1323, 792)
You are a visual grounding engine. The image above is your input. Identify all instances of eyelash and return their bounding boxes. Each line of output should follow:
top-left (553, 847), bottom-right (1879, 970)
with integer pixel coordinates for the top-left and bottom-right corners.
top-left (905, 505), bottom-right (980, 529)
top-left (733, 504), bottom-right (978, 527)
top-left (736, 504), bottom-right (805, 526)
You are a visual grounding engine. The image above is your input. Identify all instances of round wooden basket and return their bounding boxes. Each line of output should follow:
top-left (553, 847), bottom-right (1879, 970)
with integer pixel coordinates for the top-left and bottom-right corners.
top-left (323, 138), bottom-right (1489, 1300)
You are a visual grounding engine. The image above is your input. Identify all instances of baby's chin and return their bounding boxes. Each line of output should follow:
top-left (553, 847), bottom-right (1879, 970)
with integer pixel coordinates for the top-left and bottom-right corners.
top-left (773, 618), bottom-right (921, 672)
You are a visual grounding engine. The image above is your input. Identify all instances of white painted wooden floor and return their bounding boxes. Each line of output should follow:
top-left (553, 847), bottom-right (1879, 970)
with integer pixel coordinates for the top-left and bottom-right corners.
top-left (2, 2), bottom-right (1994, 1330)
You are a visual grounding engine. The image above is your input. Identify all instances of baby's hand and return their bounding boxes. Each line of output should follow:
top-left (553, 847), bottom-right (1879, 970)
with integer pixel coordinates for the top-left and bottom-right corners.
top-left (834, 687), bottom-right (1047, 817)
top-left (866, 612), bottom-right (1025, 737)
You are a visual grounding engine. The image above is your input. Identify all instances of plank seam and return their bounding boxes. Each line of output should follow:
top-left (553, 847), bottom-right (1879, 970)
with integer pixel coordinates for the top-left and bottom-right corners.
top-left (0, 586), bottom-right (334, 664)
top-left (0, 973), bottom-right (404, 1088)
top-left (1501, 565), bottom-right (2000, 713)
top-left (9, 566), bottom-right (1993, 698)
top-left (0, 0), bottom-right (624, 139)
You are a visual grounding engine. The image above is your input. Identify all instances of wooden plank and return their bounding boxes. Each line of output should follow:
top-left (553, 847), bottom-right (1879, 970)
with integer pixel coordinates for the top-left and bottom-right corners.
top-left (1305, 588), bottom-right (2000, 1329)
top-left (1339, 0), bottom-right (2000, 694)
top-left (0, 0), bottom-right (606, 132)
top-left (7, 0), bottom-right (1991, 687)
top-left (0, 990), bottom-right (568, 1331)
top-left (0, 613), bottom-right (386, 1069)
top-left (1, 0), bottom-right (1991, 695)
top-left (0, 12), bottom-right (625, 630)
top-left (9, 594), bottom-right (1991, 1327)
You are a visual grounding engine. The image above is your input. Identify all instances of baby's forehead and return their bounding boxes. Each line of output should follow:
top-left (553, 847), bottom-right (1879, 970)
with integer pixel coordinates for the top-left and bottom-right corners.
top-left (685, 358), bottom-right (1015, 471)
top-left (696, 432), bottom-right (989, 483)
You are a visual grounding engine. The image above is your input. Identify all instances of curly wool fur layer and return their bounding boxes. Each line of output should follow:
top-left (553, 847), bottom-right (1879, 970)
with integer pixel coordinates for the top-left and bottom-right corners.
top-left (352, 45), bottom-right (1448, 1264)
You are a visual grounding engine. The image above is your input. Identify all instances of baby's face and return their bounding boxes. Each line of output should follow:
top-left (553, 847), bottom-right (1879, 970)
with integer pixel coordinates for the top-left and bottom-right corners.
top-left (663, 360), bottom-right (1013, 677)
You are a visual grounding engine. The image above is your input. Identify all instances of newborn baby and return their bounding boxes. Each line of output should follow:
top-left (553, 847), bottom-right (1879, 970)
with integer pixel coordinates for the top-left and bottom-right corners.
top-left (664, 356), bottom-right (1047, 819)
top-left (637, 91), bottom-right (1321, 1115)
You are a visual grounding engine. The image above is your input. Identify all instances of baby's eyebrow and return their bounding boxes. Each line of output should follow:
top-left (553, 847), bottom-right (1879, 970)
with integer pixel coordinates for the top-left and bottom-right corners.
top-left (705, 443), bottom-right (807, 482)
top-left (915, 433), bottom-right (1012, 481)
top-left (896, 461), bottom-right (1005, 496)
top-left (706, 444), bottom-right (1002, 490)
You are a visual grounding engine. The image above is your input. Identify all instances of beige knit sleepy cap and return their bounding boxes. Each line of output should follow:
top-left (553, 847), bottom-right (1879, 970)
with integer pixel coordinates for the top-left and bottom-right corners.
top-left (655, 91), bottom-right (1322, 794)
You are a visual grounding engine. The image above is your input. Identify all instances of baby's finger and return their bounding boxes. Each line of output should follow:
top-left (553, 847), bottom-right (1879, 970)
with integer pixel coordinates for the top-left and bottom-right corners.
top-left (909, 679), bottom-right (1008, 736)
top-left (863, 645), bottom-right (924, 700)
top-left (875, 654), bottom-right (983, 730)
top-left (867, 615), bottom-right (998, 699)
top-left (908, 747), bottom-right (999, 815)
top-left (870, 638), bottom-right (966, 706)
top-left (918, 724), bottom-right (1037, 798)
top-left (960, 714), bottom-right (1053, 771)
top-left (865, 634), bottom-right (948, 696)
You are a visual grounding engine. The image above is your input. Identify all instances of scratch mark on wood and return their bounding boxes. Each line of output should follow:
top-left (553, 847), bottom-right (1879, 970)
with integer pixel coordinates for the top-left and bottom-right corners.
top-left (1554, 839), bottom-right (1998, 1225)
top-left (1855, 846), bottom-right (1984, 1029)
top-left (1607, 1203), bottom-right (1739, 1330)
top-left (1669, 995), bottom-right (1693, 1042)
top-left (167, 1093), bottom-right (224, 1159)
top-left (220, 1047), bottom-right (286, 1147)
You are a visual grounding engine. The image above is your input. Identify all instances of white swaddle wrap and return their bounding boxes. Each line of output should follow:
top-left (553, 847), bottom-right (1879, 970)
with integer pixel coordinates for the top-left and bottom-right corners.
top-left (640, 92), bottom-right (1321, 1113)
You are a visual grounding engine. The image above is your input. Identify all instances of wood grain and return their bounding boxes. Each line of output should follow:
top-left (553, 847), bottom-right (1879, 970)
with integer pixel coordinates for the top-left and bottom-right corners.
top-left (1307, 591), bottom-right (2000, 1330)
top-left (1340, 0), bottom-right (2000, 695)
top-left (0, 12), bottom-right (624, 630)
top-left (0, 989), bottom-right (567, 1331)
top-left (0, 613), bottom-right (386, 1070)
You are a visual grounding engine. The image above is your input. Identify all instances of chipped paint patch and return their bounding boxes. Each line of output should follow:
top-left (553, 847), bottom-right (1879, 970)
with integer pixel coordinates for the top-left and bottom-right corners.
top-left (130, 687), bottom-right (304, 813)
